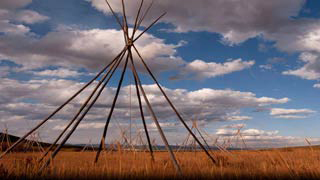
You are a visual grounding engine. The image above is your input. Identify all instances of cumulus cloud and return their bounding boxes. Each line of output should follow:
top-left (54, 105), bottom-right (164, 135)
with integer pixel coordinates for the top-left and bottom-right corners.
top-left (32, 68), bottom-right (84, 78)
top-left (221, 123), bottom-right (246, 129)
top-left (270, 108), bottom-right (316, 116)
top-left (267, 21), bottom-right (320, 81)
top-left (216, 128), bottom-right (278, 137)
top-left (259, 64), bottom-right (272, 71)
top-left (0, 0), bottom-right (49, 35)
top-left (14, 10), bottom-right (49, 24)
top-left (270, 108), bottom-right (316, 119)
top-left (224, 116), bottom-right (252, 121)
top-left (147, 122), bottom-right (180, 132)
top-left (259, 57), bottom-right (287, 71)
top-left (214, 125), bottom-right (318, 148)
top-left (0, 77), bottom-right (290, 125)
top-left (313, 84), bottom-right (320, 88)
top-left (53, 122), bottom-right (106, 130)
top-left (86, 0), bottom-right (317, 54)
top-left (283, 52), bottom-right (320, 80)
top-left (88, 0), bottom-right (304, 44)
top-left (176, 59), bottom-right (254, 79)
top-left (0, 25), bottom-right (255, 79)
top-left (275, 115), bottom-right (308, 119)
top-left (88, 0), bottom-right (320, 83)
top-left (0, 77), bottom-right (314, 146)
top-left (0, 27), bottom-right (184, 71)
top-left (0, 0), bottom-right (258, 80)
top-left (265, 20), bottom-right (320, 53)
top-left (0, 0), bottom-right (33, 10)
top-left (0, 20), bottom-right (30, 35)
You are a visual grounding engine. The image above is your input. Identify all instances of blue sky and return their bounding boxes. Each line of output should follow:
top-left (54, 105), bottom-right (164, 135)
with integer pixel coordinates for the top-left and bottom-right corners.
top-left (1, 0), bottom-right (320, 148)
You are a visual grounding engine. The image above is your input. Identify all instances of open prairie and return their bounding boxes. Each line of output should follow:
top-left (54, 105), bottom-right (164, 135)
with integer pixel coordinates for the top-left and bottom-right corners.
top-left (1, 148), bottom-right (320, 179)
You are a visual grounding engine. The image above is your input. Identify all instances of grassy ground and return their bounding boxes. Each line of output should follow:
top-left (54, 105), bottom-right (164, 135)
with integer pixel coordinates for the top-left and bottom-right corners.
top-left (1, 148), bottom-right (320, 179)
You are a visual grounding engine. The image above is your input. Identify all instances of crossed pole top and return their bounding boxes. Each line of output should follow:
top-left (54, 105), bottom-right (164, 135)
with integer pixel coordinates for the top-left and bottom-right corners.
top-left (104, 0), bottom-right (166, 49)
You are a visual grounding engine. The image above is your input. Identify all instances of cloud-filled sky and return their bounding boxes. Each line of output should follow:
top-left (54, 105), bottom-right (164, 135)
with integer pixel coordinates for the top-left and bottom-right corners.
top-left (1, 0), bottom-right (320, 148)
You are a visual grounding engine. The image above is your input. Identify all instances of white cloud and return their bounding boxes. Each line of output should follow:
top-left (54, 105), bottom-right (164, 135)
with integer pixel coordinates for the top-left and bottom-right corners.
top-left (216, 128), bottom-right (278, 137)
top-left (259, 64), bottom-right (272, 70)
top-left (215, 125), bottom-right (320, 148)
top-left (0, 28), bottom-right (184, 71)
top-left (0, 76), bottom-right (315, 147)
top-left (0, 77), bottom-right (290, 125)
top-left (283, 52), bottom-right (320, 80)
top-left (259, 57), bottom-right (287, 71)
top-left (88, 2), bottom-right (320, 52)
top-left (214, 125), bottom-right (316, 148)
top-left (224, 116), bottom-right (252, 121)
top-left (15, 10), bottom-right (49, 24)
top-left (0, 20), bottom-right (30, 35)
top-left (86, 0), bottom-right (320, 84)
top-left (88, 0), bottom-right (304, 44)
top-left (242, 129), bottom-right (279, 137)
top-left (274, 115), bottom-right (308, 119)
top-left (0, 0), bottom-right (49, 35)
top-left (147, 122), bottom-right (180, 132)
top-left (0, 26), bottom-right (255, 79)
top-left (0, 1), bottom-right (259, 80)
top-left (149, 122), bottom-right (178, 128)
top-left (33, 68), bottom-right (83, 78)
top-left (52, 124), bottom-right (68, 131)
top-left (313, 84), bottom-right (320, 88)
top-left (0, 0), bottom-right (32, 10)
top-left (53, 122), bottom-right (106, 130)
top-left (179, 59), bottom-right (254, 79)
top-left (270, 108), bottom-right (316, 116)
top-left (267, 23), bottom-right (320, 82)
top-left (266, 21), bottom-right (320, 54)
top-left (221, 123), bottom-right (246, 129)
top-left (270, 108), bottom-right (316, 119)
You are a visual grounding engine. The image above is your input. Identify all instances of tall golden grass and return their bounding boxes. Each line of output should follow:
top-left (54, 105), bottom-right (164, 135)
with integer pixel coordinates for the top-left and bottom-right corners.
top-left (1, 147), bottom-right (320, 179)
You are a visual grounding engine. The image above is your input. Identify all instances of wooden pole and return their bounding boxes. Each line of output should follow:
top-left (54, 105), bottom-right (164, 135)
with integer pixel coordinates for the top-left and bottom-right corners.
top-left (121, 0), bottom-right (129, 37)
top-left (0, 47), bottom-right (127, 160)
top-left (133, 12), bottom-right (166, 42)
top-left (136, 0), bottom-right (154, 31)
top-left (129, 49), bottom-right (155, 161)
top-left (129, 48), bottom-right (182, 175)
top-left (132, 45), bottom-right (217, 165)
top-left (105, 0), bottom-right (124, 30)
top-left (39, 50), bottom-right (128, 171)
top-left (131, 0), bottom-right (144, 38)
top-left (38, 49), bottom-right (126, 162)
top-left (94, 50), bottom-right (130, 163)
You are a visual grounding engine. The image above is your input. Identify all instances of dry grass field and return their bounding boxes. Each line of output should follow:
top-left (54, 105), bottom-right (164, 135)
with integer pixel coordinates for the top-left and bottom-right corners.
top-left (1, 147), bottom-right (320, 179)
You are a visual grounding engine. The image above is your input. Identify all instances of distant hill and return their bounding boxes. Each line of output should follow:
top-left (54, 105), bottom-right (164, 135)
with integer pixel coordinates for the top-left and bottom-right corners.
top-left (0, 132), bottom-right (83, 152)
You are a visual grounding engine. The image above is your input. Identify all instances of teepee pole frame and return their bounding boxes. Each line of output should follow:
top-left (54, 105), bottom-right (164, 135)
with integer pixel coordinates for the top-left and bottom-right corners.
top-left (2, 0), bottom-right (218, 175)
